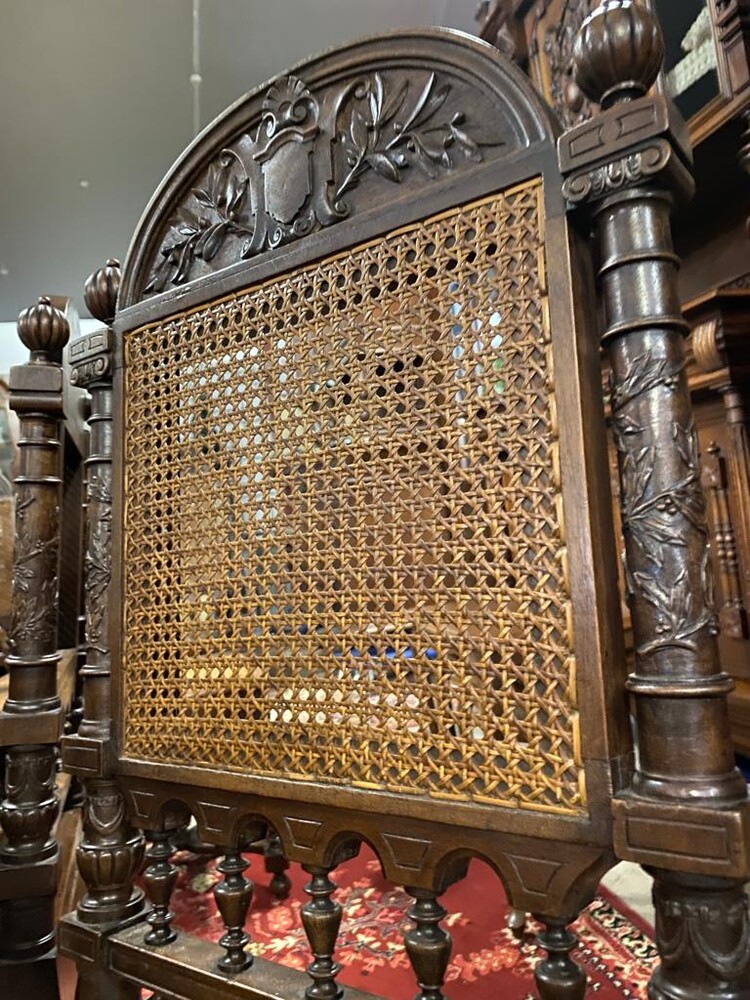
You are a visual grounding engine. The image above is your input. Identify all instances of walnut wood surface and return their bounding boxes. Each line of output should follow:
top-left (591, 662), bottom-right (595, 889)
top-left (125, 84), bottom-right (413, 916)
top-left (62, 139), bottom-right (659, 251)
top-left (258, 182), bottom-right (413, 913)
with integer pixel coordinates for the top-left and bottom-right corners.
top-left (54, 9), bottom-right (750, 1000)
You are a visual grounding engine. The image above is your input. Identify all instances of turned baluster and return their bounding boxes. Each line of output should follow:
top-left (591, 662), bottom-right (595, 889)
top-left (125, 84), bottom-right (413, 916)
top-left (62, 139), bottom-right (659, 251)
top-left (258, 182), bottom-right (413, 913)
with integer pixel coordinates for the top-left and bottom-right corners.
top-left (563, 3), bottom-right (750, 998)
top-left (265, 829), bottom-right (292, 899)
top-left (533, 918), bottom-right (586, 1000)
top-left (0, 297), bottom-right (68, 986)
top-left (57, 260), bottom-right (145, 1000)
top-left (403, 888), bottom-right (451, 1000)
top-left (143, 829), bottom-right (179, 945)
top-left (214, 850), bottom-right (254, 972)
top-left (301, 865), bottom-right (343, 1000)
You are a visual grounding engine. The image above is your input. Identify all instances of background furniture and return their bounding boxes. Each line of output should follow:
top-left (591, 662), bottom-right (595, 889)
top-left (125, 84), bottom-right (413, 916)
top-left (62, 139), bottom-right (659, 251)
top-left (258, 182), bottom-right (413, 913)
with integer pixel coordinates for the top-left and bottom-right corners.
top-left (0, 298), bottom-right (87, 996)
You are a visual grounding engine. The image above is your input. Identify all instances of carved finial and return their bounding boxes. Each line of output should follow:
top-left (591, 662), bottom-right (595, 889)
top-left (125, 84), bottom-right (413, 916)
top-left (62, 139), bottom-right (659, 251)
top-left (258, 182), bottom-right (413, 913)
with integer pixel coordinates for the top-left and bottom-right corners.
top-left (573, 1), bottom-right (664, 109)
top-left (16, 296), bottom-right (70, 362)
top-left (84, 258), bottom-right (121, 324)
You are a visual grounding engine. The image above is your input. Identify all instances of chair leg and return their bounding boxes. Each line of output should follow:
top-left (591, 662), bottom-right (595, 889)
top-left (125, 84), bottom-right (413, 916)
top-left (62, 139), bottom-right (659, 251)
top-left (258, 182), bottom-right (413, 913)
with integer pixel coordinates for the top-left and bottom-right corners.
top-left (264, 831), bottom-right (291, 900)
top-left (214, 850), bottom-right (254, 973)
top-left (533, 916), bottom-right (586, 1000)
top-left (507, 907), bottom-right (527, 940)
top-left (403, 888), bottom-right (452, 1000)
top-left (301, 865), bottom-right (344, 1000)
top-left (648, 869), bottom-right (750, 1000)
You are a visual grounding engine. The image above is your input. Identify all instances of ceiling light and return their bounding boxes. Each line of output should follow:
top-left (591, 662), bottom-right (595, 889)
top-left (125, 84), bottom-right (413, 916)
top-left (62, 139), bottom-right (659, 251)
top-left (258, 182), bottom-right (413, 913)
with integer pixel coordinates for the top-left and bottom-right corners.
top-left (79, 179), bottom-right (90, 188)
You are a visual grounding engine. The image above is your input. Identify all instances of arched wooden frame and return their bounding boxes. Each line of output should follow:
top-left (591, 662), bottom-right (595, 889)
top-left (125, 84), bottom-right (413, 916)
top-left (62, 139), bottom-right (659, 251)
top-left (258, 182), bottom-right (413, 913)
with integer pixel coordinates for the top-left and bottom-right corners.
top-left (56, 27), bottom-right (640, 1000)
top-left (112, 28), bottom-right (629, 908)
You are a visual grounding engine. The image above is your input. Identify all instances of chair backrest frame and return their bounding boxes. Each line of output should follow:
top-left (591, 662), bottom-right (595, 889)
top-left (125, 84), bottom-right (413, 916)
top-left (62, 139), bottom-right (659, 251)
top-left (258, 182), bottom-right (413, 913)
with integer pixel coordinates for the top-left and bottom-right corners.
top-left (109, 28), bottom-right (628, 905)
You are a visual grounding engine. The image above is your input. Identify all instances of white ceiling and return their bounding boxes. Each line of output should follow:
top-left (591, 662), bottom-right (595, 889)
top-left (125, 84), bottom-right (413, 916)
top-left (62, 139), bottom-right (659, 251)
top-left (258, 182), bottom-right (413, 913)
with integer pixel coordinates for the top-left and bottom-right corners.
top-left (0, 0), bottom-right (478, 323)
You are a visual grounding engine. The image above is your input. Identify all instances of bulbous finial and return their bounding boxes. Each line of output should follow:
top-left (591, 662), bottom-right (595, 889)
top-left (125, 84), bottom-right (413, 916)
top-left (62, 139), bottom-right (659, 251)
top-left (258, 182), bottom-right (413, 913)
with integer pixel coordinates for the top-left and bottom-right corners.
top-left (17, 296), bottom-right (70, 362)
top-left (573, 1), bottom-right (664, 109)
top-left (84, 258), bottom-right (120, 324)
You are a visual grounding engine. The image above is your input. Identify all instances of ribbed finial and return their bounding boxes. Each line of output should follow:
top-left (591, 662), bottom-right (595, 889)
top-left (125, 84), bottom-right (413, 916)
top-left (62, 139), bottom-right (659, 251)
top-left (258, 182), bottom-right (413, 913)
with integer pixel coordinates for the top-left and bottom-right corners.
top-left (573, 1), bottom-right (664, 109)
top-left (16, 296), bottom-right (70, 362)
top-left (84, 258), bottom-right (121, 324)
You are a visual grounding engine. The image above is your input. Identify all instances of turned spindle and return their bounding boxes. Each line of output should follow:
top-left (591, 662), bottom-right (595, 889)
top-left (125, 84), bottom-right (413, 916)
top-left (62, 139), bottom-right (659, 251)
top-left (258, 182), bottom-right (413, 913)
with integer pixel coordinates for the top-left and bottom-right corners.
top-left (301, 866), bottom-right (344, 1000)
top-left (403, 889), bottom-right (451, 1000)
top-left (143, 829), bottom-right (179, 946)
top-left (214, 850), bottom-right (254, 973)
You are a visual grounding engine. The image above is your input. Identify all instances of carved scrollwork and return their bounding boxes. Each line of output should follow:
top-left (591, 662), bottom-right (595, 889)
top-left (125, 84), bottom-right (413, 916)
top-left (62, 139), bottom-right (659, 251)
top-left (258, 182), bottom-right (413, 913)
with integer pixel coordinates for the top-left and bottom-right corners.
top-left (145, 70), bottom-right (496, 293)
top-left (562, 141), bottom-right (672, 204)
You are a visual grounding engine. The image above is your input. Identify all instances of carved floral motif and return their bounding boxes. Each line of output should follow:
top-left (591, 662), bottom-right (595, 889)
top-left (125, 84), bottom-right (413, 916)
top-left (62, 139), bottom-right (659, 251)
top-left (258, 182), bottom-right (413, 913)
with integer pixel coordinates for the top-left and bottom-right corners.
top-left (146, 71), bottom-right (494, 293)
top-left (85, 473), bottom-right (112, 655)
top-left (610, 348), bottom-right (716, 659)
top-left (10, 491), bottom-right (59, 649)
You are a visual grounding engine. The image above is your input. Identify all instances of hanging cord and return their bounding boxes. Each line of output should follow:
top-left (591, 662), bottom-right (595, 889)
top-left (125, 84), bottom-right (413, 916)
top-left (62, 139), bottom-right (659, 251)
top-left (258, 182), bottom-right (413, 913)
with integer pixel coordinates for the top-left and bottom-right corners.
top-left (191, 0), bottom-right (202, 136)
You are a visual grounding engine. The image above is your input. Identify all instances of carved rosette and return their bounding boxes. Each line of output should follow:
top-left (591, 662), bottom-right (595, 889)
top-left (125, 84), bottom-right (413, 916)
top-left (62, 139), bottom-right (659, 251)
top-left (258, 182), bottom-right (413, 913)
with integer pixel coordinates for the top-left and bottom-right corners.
top-left (145, 69), bottom-right (497, 294)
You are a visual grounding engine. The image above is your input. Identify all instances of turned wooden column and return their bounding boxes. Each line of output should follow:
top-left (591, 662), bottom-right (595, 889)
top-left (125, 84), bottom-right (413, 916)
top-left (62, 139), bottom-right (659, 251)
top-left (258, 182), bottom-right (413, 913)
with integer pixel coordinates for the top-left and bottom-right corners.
top-left (0, 298), bottom-right (68, 993)
top-left (562, 3), bottom-right (750, 998)
top-left (57, 261), bottom-right (145, 1000)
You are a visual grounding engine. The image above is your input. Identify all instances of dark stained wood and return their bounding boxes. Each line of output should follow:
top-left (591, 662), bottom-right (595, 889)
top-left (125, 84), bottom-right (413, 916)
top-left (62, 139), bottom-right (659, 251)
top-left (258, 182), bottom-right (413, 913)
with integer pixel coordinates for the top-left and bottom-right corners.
top-left (44, 10), bottom-right (747, 1000)
top-left (403, 890), bottom-right (451, 1000)
top-left (214, 852), bottom-right (254, 973)
top-left (562, 2), bottom-right (750, 996)
top-left (0, 296), bottom-right (68, 995)
top-left (300, 866), bottom-right (344, 1000)
top-left (264, 832), bottom-right (291, 900)
top-left (61, 260), bottom-right (146, 1000)
top-left (143, 829), bottom-right (179, 947)
top-left (533, 918), bottom-right (586, 1000)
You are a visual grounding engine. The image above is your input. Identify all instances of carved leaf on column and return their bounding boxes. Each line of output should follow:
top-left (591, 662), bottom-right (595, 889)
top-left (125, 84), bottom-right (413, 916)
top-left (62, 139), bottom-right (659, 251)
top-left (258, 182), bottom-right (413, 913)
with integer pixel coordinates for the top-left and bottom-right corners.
top-left (85, 474), bottom-right (112, 653)
top-left (10, 491), bottom-right (59, 648)
top-left (146, 71), bottom-right (495, 293)
top-left (612, 350), bottom-right (715, 658)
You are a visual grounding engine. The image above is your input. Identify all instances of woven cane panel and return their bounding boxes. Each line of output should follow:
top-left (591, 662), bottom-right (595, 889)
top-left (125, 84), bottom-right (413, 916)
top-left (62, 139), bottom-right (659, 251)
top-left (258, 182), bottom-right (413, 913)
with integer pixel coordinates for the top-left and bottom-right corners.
top-left (122, 180), bottom-right (584, 815)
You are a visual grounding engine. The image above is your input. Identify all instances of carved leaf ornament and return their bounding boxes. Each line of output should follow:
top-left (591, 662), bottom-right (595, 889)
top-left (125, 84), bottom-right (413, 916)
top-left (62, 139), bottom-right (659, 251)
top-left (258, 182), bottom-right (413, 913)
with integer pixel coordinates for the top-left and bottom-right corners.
top-left (146, 72), bottom-right (495, 292)
top-left (611, 349), bottom-right (716, 658)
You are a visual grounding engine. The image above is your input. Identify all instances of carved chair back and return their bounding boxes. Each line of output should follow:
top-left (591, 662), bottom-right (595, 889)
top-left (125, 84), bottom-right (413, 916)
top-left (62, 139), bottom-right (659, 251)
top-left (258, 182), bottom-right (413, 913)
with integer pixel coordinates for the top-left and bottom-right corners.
top-left (57, 20), bottom-right (738, 1000)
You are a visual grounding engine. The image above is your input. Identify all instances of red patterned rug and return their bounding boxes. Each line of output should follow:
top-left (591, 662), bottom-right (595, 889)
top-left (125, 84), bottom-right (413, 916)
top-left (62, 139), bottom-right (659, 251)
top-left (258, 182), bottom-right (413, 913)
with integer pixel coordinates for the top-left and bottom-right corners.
top-left (165, 844), bottom-right (657, 998)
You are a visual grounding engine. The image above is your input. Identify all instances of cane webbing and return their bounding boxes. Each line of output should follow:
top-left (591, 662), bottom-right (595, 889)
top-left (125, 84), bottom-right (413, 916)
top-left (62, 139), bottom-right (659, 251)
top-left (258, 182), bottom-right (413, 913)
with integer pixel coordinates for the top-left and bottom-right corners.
top-left (121, 179), bottom-right (585, 815)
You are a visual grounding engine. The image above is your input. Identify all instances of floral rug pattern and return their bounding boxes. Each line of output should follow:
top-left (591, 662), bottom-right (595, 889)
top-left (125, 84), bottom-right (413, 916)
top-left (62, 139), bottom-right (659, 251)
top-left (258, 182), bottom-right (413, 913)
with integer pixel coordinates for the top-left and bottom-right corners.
top-left (165, 845), bottom-right (658, 998)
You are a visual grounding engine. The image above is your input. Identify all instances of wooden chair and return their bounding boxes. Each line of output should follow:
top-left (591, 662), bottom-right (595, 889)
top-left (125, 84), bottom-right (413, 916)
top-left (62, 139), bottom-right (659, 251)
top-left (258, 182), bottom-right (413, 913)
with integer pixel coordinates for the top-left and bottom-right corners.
top-left (52, 5), bottom-right (750, 999)
top-left (0, 298), bottom-right (87, 996)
